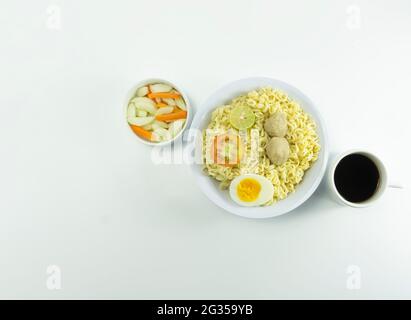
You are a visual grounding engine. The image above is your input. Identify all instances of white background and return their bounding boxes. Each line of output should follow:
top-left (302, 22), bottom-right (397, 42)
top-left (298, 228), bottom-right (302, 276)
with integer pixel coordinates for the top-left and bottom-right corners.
top-left (0, 0), bottom-right (410, 299)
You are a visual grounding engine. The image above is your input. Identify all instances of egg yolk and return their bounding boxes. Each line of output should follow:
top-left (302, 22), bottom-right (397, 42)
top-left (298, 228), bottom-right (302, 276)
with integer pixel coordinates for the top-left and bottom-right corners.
top-left (236, 178), bottom-right (261, 202)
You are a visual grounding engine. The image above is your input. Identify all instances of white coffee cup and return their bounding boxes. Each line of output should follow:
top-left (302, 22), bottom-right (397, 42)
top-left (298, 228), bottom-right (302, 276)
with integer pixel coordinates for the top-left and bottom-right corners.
top-left (327, 149), bottom-right (401, 207)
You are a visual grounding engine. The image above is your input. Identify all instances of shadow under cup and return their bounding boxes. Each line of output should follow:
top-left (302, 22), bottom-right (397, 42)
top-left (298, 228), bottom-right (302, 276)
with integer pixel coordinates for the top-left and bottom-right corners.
top-left (329, 151), bottom-right (387, 207)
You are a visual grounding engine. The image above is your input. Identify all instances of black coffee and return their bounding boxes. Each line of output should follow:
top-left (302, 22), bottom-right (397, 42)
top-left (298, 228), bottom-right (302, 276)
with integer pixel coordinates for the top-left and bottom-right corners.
top-left (334, 153), bottom-right (380, 203)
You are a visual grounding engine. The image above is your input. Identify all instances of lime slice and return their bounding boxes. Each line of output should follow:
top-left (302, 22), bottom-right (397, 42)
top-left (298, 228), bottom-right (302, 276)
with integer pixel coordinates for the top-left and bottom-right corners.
top-left (229, 105), bottom-right (255, 130)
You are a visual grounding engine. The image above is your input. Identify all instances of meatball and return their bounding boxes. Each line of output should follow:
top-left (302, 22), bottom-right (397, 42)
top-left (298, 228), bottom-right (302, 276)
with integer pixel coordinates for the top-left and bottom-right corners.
top-left (266, 137), bottom-right (290, 165)
top-left (264, 112), bottom-right (287, 137)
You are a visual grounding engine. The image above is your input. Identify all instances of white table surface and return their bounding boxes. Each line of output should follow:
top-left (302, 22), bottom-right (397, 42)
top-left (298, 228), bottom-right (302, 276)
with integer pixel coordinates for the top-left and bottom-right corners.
top-left (1, 0), bottom-right (410, 299)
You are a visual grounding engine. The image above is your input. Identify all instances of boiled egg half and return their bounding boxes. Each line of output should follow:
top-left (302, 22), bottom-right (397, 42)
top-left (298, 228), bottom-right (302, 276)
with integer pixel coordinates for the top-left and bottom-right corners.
top-left (229, 174), bottom-right (274, 207)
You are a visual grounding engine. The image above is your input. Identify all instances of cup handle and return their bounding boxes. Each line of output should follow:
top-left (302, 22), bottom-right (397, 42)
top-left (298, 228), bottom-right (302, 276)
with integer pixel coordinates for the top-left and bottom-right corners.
top-left (388, 182), bottom-right (404, 189)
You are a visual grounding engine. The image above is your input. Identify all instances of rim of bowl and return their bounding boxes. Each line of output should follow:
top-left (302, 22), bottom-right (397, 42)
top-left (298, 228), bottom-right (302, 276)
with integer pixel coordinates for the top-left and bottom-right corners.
top-left (189, 76), bottom-right (329, 218)
top-left (124, 78), bottom-right (191, 146)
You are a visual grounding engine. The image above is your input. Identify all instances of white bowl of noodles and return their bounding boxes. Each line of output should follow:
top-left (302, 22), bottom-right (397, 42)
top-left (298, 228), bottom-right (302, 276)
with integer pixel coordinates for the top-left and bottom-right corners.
top-left (190, 77), bottom-right (329, 219)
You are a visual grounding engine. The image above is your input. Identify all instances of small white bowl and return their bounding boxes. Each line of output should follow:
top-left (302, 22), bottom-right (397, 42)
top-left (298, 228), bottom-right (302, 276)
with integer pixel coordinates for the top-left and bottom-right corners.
top-left (124, 78), bottom-right (191, 146)
top-left (190, 77), bottom-right (329, 219)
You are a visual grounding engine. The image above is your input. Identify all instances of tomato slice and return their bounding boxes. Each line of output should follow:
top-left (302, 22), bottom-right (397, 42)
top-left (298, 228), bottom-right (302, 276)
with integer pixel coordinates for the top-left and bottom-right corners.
top-left (209, 134), bottom-right (243, 167)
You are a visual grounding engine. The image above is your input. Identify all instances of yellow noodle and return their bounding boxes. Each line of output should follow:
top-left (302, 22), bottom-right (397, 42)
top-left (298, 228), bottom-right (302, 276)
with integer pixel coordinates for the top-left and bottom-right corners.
top-left (203, 87), bottom-right (320, 205)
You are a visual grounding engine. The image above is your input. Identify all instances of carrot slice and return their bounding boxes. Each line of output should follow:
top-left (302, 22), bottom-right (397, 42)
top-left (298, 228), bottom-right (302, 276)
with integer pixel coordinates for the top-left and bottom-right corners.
top-left (155, 110), bottom-right (187, 122)
top-left (148, 92), bottom-right (181, 99)
top-left (156, 102), bottom-right (168, 108)
top-left (130, 124), bottom-right (152, 140)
